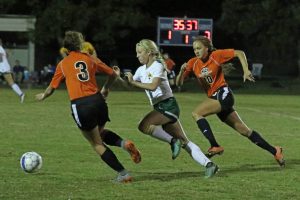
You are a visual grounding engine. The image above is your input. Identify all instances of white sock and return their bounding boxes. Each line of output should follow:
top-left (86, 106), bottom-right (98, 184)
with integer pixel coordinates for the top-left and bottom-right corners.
top-left (11, 83), bottom-right (23, 96)
top-left (151, 126), bottom-right (172, 143)
top-left (185, 141), bottom-right (211, 167)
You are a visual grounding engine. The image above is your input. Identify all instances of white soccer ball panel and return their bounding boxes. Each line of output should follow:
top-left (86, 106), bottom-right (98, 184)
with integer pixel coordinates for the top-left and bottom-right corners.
top-left (20, 152), bottom-right (42, 173)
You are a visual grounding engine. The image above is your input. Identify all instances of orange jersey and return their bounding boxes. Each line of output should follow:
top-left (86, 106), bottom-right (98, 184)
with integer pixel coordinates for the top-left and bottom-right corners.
top-left (50, 51), bottom-right (114, 100)
top-left (165, 58), bottom-right (176, 71)
top-left (183, 49), bottom-right (235, 97)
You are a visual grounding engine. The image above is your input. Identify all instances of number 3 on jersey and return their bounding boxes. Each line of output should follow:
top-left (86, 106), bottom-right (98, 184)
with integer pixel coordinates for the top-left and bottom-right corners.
top-left (75, 61), bottom-right (89, 81)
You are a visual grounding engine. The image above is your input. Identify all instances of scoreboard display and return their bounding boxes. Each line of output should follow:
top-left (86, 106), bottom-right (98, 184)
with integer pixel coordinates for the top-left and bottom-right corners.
top-left (157, 17), bottom-right (213, 46)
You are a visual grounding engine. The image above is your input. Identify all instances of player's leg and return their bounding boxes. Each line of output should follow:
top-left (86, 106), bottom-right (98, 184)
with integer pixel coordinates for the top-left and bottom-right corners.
top-left (163, 120), bottom-right (218, 177)
top-left (101, 129), bottom-right (141, 164)
top-left (81, 126), bottom-right (132, 182)
top-left (192, 97), bottom-right (223, 157)
top-left (3, 73), bottom-right (25, 102)
top-left (138, 110), bottom-right (181, 159)
top-left (224, 111), bottom-right (285, 167)
top-left (164, 121), bottom-right (210, 165)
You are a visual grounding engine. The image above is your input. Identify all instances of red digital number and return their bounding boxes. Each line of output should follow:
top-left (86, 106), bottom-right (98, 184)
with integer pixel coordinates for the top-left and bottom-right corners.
top-left (185, 35), bottom-right (189, 44)
top-left (173, 19), bottom-right (185, 30)
top-left (174, 19), bottom-right (198, 30)
top-left (192, 20), bottom-right (198, 30)
top-left (186, 20), bottom-right (198, 30)
top-left (186, 20), bottom-right (192, 30)
top-left (168, 30), bottom-right (172, 40)
top-left (204, 30), bottom-right (211, 39)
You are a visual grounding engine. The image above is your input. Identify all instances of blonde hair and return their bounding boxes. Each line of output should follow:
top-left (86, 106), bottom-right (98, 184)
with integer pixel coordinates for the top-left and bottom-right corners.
top-left (59, 47), bottom-right (69, 57)
top-left (81, 41), bottom-right (96, 56)
top-left (136, 39), bottom-right (168, 71)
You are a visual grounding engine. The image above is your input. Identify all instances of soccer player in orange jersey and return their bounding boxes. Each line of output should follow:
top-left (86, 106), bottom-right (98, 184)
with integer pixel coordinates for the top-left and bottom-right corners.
top-left (36, 31), bottom-right (135, 182)
top-left (162, 52), bottom-right (176, 88)
top-left (176, 36), bottom-right (285, 167)
top-left (81, 41), bottom-right (141, 165)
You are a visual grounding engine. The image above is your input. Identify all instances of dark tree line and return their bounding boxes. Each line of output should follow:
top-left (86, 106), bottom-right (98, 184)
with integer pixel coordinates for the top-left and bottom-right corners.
top-left (1, 0), bottom-right (299, 76)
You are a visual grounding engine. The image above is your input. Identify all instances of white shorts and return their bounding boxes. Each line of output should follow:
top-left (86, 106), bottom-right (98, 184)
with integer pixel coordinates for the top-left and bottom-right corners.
top-left (0, 63), bottom-right (11, 73)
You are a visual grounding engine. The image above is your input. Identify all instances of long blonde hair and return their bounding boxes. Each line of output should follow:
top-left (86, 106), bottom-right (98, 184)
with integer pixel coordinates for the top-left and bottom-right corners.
top-left (136, 39), bottom-right (168, 71)
top-left (81, 41), bottom-right (97, 57)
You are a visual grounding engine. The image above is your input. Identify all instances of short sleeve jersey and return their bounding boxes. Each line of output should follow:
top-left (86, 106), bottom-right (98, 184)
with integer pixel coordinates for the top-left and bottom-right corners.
top-left (133, 61), bottom-right (173, 105)
top-left (165, 58), bottom-right (176, 71)
top-left (0, 45), bottom-right (11, 73)
top-left (50, 51), bottom-right (114, 100)
top-left (183, 49), bottom-right (235, 97)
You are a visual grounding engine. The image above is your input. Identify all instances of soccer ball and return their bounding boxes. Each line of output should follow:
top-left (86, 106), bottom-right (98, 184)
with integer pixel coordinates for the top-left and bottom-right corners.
top-left (20, 152), bottom-right (43, 173)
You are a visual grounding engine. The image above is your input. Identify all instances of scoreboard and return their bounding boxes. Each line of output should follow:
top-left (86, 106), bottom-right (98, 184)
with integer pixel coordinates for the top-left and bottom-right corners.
top-left (157, 17), bottom-right (213, 46)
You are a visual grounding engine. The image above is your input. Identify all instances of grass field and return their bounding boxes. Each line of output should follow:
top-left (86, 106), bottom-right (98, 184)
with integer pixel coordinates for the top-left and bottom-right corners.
top-left (0, 87), bottom-right (299, 200)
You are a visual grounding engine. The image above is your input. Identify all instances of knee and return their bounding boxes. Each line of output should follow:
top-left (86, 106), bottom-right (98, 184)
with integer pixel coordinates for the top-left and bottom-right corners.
top-left (192, 111), bottom-right (202, 121)
top-left (138, 122), bottom-right (155, 135)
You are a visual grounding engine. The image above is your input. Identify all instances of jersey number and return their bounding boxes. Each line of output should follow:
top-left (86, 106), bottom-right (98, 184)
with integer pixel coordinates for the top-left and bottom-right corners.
top-left (75, 61), bottom-right (89, 81)
top-left (204, 76), bottom-right (213, 84)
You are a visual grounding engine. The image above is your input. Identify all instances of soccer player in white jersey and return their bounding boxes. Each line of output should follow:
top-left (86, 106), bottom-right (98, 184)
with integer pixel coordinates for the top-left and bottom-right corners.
top-left (114, 39), bottom-right (219, 178)
top-left (0, 38), bottom-right (25, 103)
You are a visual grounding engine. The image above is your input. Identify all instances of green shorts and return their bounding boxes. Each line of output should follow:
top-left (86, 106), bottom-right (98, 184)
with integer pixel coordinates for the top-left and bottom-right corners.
top-left (153, 97), bottom-right (180, 123)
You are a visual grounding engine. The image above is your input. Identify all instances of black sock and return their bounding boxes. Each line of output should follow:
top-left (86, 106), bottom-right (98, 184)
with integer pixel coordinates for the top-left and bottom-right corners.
top-left (196, 118), bottom-right (219, 147)
top-left (100, 147), bottom-right (125, 172)
top-left (101, 129), bottom-right (123, 147)
top-left (248, 130), bottom-right (276, 155)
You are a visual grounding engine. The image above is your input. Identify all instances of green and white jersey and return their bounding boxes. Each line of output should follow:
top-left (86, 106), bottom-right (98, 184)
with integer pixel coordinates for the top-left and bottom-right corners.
top-left (0, 45), bottom-right (11, 73)
top-left (133, 61), bottom-right (173, 105)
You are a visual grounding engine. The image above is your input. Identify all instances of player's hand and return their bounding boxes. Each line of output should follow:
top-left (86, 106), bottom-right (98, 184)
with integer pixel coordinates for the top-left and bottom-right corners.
top-left (180, 63), bottom-right (187, 73)
top-left (124, 72), bottom-right (133, 83)
top-left (101, 87), bottom-right (109, 99)
top-left (112, 66), bottom-right (121, 76)
top-left (243, 70), bottom-right (255, 82)
top-left (35, 93), bottom-right (45, 101)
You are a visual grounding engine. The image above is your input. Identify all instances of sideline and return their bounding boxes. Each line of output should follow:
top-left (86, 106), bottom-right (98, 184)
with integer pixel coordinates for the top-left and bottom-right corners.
top-left (239, 107), bottom-right (300, 121)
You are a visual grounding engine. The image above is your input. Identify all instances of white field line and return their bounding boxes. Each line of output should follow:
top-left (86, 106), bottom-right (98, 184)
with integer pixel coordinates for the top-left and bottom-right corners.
top-left (240, 107), bottom-right (300, 121)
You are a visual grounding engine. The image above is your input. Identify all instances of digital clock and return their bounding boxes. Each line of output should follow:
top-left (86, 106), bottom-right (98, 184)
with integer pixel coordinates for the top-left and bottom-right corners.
top-left (157, 17), bottom-right (213, 46)
top-left (173, 19), bottom-right (198, 31)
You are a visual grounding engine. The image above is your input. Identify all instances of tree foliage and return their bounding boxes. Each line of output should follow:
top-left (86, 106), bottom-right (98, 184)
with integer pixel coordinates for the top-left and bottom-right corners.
top-left (218, 0), bottom-right (300, 75)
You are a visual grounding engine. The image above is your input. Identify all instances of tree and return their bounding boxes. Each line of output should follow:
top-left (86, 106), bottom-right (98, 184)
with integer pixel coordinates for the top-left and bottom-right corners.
top-left (218, 0), bottom-right (300, 76)
top-left (1, 0), bottom-right (151, 67)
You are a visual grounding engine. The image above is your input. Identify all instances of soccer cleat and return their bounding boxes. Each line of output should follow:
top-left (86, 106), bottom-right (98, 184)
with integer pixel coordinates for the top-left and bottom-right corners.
top-left (204, 162), bottom-right (219, 178)
top-left (206, 146), bottom-right (224, 158)
top-left (116, 173), bottom-right (133, 183)
top-left (124, 140), bottom-right (141, 164)
top-left (170, 138), bottom-right (182, 160)
top-left (20, 93), bottom-right (25, 103)
top-left (274, 146), bottom-right (285, 167)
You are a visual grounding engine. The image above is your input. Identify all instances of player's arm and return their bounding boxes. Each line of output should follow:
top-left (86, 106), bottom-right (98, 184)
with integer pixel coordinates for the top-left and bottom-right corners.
top-left (176, 62), bottom-right (187, 86)
top-left (126, 72), bottom-right (161, 91)
top-left (234, 50), bottom-right (255, 82)
top-left (94, 58), bottom-right (118, 98)
top-left (35, 86), bottom-right (55, 101)
top-left (101, 70), bottom-right (118, 98)
top-left (36, 63), bottom-right (63, 101)
top-left (111, 66), bottom-right (132, 89)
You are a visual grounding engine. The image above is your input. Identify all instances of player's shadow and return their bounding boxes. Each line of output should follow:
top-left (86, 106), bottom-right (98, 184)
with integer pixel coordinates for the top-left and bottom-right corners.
top-left (133, 159), bottom-right (300, 181)
top-left (133, 171), bottom-right (202, 182)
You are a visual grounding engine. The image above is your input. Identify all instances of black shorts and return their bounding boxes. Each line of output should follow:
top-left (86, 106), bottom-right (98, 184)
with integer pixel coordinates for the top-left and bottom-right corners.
top-left (210, 86), bottom-right (235, 121)
top-left (70, 93), bottom-right (110, 131)
top-left (167, 70), bottom-right (176, 79)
